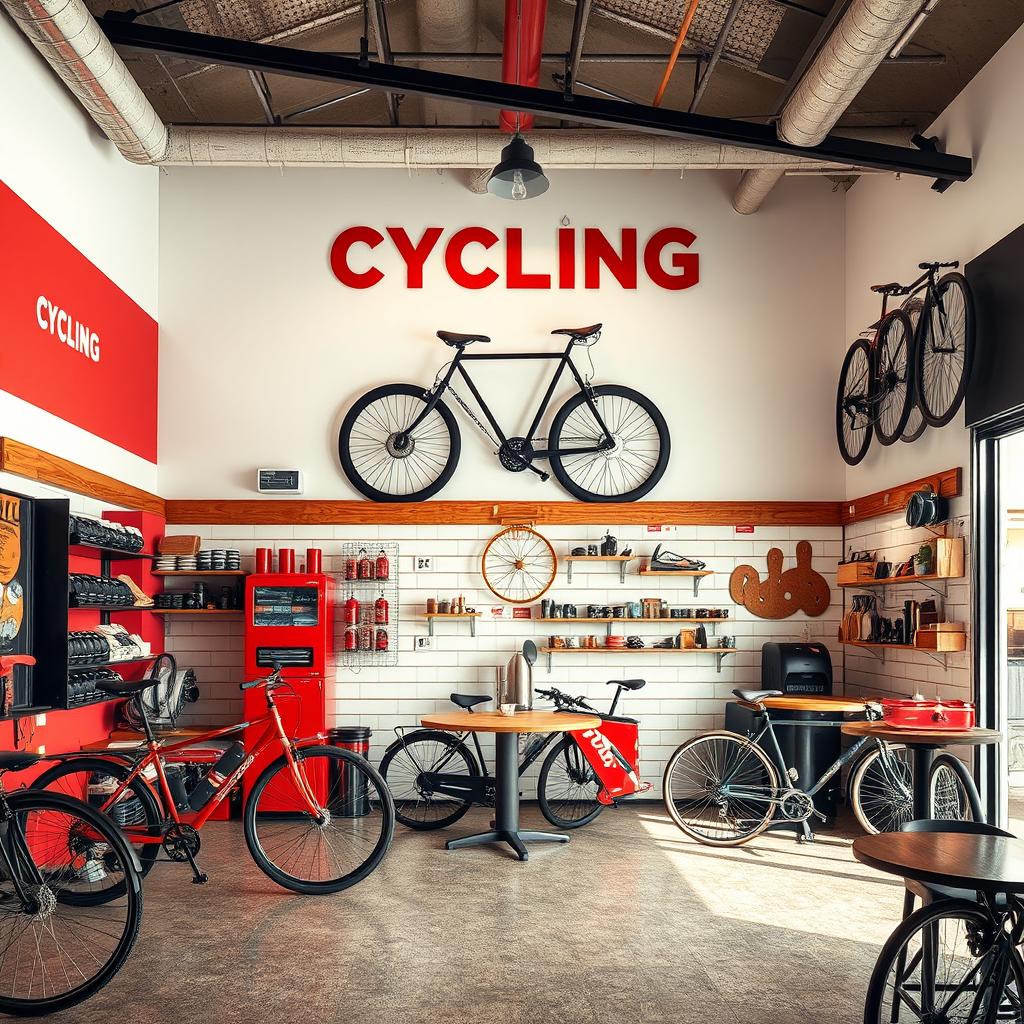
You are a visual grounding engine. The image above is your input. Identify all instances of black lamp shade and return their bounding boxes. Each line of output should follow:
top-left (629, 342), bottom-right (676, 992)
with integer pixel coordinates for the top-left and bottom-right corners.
top-left (487, 134), bottom-right (549, 200)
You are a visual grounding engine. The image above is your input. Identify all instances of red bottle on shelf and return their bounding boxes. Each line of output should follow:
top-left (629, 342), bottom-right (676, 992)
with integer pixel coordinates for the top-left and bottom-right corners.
top-left (344, 595), bottom-right (360, 626)
top-left (374, 596), bottom-right (389, 624)
top-left (375, 549), bottom-right (390, 580)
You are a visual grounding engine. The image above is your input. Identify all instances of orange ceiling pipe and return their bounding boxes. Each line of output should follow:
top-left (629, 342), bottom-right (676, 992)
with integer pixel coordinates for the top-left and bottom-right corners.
top-left (499, 0), bottom-right (549, 132)
top-left (653, 0), bottom-right (702, 107)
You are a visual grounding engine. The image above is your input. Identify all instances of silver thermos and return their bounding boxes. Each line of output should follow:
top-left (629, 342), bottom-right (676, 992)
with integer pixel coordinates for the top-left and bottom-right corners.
top-left (498, 640), bottom-right (537, 710)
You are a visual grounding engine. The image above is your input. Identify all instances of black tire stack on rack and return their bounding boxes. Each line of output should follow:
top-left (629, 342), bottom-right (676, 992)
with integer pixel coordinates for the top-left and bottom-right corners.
top-left (68, 574), bottom-right (136, 608)
top-left (69, 515), bottom-right (144, 553)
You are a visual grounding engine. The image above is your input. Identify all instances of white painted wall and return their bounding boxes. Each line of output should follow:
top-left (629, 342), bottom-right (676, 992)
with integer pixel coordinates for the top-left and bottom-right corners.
top-left (0, 14), bottom-right (160, 491)
top-left (158, 167), bottom-right (846, 500)
top-left (844, 21), bottom-right (1024, 498)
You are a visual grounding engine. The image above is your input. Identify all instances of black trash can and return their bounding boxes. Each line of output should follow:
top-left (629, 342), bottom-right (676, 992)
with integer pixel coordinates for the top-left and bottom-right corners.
top-left (327, 726), bottom-right (373, 818)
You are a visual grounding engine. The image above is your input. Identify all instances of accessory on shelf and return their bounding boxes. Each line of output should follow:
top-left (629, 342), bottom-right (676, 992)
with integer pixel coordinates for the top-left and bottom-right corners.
top-left (571, 547), bottom-right (587, 556)
top-left (69, 515), bottom-right (144, 553)
top-left (68, 573), bottom-right (136, 608)
top-left (874, 561), bottom-right (892, 579)
top-left (648, 545), bottom-right (706, 572)
top-left (159, 535), bottom-right (201, 556)
top-left (625, 636), bottom-right (644, 649)
top-left (67, 667), bottom-right (123, 706)
top-left (905, 484), bottom-right (949, 529)
top-left (117, 574), bottom-right (154, 607)
top-left (600, 532), bottom-right (618, 556)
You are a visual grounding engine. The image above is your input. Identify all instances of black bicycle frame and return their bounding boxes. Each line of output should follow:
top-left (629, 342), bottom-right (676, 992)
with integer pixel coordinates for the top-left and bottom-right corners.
top-left (401, 341), bottom-right (616, 471)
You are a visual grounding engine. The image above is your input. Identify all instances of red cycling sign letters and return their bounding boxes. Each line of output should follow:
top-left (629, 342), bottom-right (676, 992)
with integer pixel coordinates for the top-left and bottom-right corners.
top-left (330, 226), bottom-right (700, 290)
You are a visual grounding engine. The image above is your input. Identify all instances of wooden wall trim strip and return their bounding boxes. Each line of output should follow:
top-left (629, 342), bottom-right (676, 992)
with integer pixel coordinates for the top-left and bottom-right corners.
top-left (165, 499), bottom-right (843, 527)
top-left (841, 467), bottom-right (962, 526)
top-left (0, 438), bottom-right (165, 517)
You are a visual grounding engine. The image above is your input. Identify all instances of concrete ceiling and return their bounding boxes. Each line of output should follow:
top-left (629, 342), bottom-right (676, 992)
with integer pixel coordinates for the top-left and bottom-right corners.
top-left (89, 0), bottom-right (1024, 134)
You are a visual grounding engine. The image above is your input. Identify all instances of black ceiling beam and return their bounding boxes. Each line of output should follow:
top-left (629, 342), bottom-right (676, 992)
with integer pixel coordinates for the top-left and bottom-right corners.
top-left (99, 15), bottom-right (972, 183)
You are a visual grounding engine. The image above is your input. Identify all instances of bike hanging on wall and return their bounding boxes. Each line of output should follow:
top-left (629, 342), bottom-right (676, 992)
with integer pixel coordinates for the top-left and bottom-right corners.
top-left (338, 324), bottom-right (671, 502)
top-left (835, 261), bottom-right (974, 466)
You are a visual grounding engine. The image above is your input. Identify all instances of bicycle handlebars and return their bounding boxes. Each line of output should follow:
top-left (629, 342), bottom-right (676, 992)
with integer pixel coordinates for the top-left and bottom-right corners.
top-left (534, 687), bottom-right (596, 711)
top-left (240, 664), bottom-right (283, 691)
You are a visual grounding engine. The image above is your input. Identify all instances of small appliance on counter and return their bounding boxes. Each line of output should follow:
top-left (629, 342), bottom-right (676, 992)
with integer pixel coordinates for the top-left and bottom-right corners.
top-left (761, 642), bottom-right (833, 696)
top-left (880, 695), bottom-right (976, 730)
top-left (498, 640), bottom-right (536, 711)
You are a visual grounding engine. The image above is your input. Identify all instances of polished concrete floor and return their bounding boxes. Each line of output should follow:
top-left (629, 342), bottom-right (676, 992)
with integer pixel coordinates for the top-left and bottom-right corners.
top-left (57, 804), bottom-right (906, 1024)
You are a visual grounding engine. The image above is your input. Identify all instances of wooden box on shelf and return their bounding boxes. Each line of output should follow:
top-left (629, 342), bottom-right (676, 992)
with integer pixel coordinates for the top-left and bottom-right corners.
top-left (915, 630), bottom-right (967, 653)
top-left (837, 561), bottom-right (877, 585)
top-left (931, 537), bottom-right (965, 579)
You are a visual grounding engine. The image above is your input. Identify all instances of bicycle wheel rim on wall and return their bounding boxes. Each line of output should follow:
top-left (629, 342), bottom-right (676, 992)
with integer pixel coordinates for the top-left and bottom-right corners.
top-left (481, 526), bottom-right (558, 604)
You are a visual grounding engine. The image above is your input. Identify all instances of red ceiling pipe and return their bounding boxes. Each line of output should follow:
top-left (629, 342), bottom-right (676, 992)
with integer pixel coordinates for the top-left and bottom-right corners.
top-left (499, 0), bottom-right (548, 133)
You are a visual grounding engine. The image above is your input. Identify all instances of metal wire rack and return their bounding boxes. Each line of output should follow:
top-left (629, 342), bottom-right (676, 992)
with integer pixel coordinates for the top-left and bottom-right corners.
top-left (338, 542), bottom-right (399, 670)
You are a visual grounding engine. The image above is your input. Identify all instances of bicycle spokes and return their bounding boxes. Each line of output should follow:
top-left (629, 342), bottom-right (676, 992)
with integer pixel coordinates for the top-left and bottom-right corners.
top-left (836, 339), bottom-right (874, 465)
top-left (917, 275), bottom-right (972, 427)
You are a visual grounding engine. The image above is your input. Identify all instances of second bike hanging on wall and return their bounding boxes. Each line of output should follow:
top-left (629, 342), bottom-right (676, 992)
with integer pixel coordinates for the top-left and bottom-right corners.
top-left (337, 324), bottom-right (671, 503)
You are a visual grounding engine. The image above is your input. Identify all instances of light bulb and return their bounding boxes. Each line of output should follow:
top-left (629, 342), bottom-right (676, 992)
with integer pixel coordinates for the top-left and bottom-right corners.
top-left (511, 169), bottom-right (528, 201)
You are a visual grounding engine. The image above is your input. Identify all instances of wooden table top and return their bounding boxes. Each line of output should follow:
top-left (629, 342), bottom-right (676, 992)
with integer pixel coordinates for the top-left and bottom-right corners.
top-left (841, 721), bottom-right (1002, 747)
top-left (421, 710), bottom-right (600, 734)
top-left (854, 832), bottom-right (1024, 893)
top-left (761, 695), bottom-right (872, 713)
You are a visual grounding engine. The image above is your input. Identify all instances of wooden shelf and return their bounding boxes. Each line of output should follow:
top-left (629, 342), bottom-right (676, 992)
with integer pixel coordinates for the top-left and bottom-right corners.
top-left (636, 568), bottom-right (714, 597)
top-left (426, 612), bottom-right (481, 636)
top-left (564, 555), bottom-right (636, 583)
top-left (539, 645), bottom-right (734, 672)
top-left (151, 609), bottom-right (242, 616)
top-left (844, 636), bottom-right (966, 665)
top-left (839, 572), bottom-right (962, 589)
top-left (153, 570), bottom-right (247, 577)
top-left (539, 614), bottom-right (730, 636)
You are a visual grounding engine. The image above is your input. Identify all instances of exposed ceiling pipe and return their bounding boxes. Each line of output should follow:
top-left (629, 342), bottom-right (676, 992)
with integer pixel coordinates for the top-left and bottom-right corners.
top-left (1, 0), bottom-right (167, 164)
top-left (733, 0), bottom-right (935, 214)
top-left (499, 0), bottom-right (548, 132)
top-left (161, 126), bottom-right (885, 175)
top-left (652, 0), bottom-right (701, 107)
top-left (415, 0), bottom-right (478, 124)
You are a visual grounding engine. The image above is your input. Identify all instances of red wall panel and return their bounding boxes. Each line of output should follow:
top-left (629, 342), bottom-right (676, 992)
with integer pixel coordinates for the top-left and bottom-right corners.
top-left (0, 180), bottom-right (158, 462)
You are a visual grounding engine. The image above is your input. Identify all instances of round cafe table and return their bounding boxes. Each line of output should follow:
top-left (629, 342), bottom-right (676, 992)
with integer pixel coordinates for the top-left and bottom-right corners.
top-left (420, 709), bottom-right (600, 862)
top-left (841, 721), bottom-right (1000, 821)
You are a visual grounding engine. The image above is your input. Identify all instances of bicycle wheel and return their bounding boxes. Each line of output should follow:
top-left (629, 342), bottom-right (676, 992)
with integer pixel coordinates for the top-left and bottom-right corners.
top-left (851, 747), bottom-right (974, 834)
top-left (836, 338), bottom-right (874, 465)
top-left (537, 736), bottom-right (605, 829)
top-left (931, 754), bottom-right (979, 822)
top-left (379, 730), bottom-right (479, 830)
top-left (339, 383), bottom-right (461, 502)
top-left (662, 731), bottom-right (780, 846)
top-left (915, 272), bottom-right (975, 427)
top-left (244, 745), bottom-right (394, 895)
top-left (864, 899), bottom-right (1024, 1023)
top-left (900, 296), bottom-right (927, 442)
top-left (0, 790), bottom-right (142, 1016)
top-left (480, 525), bottom-right (557, 604)
top-left (548, 385), bottom-right (670, 502)
top-left (873, 311), bottom-right (916, 446)
top-left (31, 757), bottom-right (163, 890)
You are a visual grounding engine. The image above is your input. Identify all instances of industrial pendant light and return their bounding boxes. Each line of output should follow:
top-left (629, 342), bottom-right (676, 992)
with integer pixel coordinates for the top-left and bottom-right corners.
top-left (487, 133), bottom-right (549, 200)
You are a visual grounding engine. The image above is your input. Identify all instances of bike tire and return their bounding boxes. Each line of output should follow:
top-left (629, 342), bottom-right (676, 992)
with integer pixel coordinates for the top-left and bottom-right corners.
top-left (338, 383), bottom-right (462, 502)
top-left (900, 296), bottom-right (927, 443)
top-left (836, 338), bottom-right (874, 466)
top-left (663, 731), bottom-right (780, 847)
top-left (873, 310), bottom-right (916, 446)
top-left (0, 790), bottom-right (143, 1017)
top-left (537, 736), bottom-right (605, 830)
top-left (244, 745), bottom-right (394, 895)
top-left (914, 271), bottom-right (975, 428)
top-left (548, 384), bottom-right (670, 502)
top-left (379, 730), bottom-right (480, 830)
top-left (30, 756), bottom-right (162, 896)
top-left (863, 899), bottom-right (1024, 1024)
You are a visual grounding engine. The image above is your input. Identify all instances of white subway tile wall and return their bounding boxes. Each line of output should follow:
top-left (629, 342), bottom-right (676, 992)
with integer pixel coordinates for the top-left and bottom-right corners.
top-left (164, 523), bottom-right (845, 798)
top-left (842, 496), bottom-right (971, 704)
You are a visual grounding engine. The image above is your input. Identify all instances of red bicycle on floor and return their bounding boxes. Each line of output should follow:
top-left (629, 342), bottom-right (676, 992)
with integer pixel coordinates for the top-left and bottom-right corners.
top-left (32, 663), bottom-right (395, 895)
top-left (379, 680), bottom-right (649, 831)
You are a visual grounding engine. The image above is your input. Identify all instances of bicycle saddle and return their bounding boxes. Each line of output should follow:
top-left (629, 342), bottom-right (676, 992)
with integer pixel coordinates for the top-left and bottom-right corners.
top-left (608, 679), bottom-right (646, 691)
top-left (732, 688), bottom-right (783, 705)
top-left (450, 693), bottom-right (491, 709)
top-left (551, 324), bottom-right (602, 343)
top-left (870, 282), bottom-right (906, 295)
top-left (437, 330), bottom-right (491, 347)
top-left (0, 751), bottom-right (41, 773)
top-left (96, 676), bottom-right (158, 697)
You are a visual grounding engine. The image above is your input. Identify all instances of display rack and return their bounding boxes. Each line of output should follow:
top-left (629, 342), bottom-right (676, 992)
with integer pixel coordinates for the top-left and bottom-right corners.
top-left (426, 612), bottom-right (481, 637)
top-left (563, 555), bottom-right (636, 584)
top-left (339, 542), bottom-right (399, 669)
top-left (844, 635), bottom-right (967, 667)
top-left (538, 615), bottom-right (729, 637)
top-left (539, 646), bottom-right (734, 673)
top-left (636, 567), bottom-right (714, 596)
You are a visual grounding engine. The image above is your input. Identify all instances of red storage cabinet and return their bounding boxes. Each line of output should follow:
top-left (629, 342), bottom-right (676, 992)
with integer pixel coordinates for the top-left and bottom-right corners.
top-left (242, 573), bottom-right (333, 807)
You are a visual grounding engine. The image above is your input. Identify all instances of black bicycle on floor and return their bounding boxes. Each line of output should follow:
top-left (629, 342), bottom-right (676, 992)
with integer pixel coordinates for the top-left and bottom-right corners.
top-left (379, 681), bottom-right (645, 831)
top-left (662, 688), bottom-right (979, 846)
top-left (338, 324), bottom-right (670, 502)
top-left (837, 261), bottom-right (974, 465)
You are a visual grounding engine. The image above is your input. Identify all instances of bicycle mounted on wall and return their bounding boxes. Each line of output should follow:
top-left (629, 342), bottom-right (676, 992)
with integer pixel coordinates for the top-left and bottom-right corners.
top-left (338, 324), bottom-right (671, 503)
top-left (836, 261), bottom-right (974, 466)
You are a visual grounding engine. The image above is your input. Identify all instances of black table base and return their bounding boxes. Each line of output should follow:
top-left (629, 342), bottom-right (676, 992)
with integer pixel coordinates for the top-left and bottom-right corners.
top-left (444, 731), bottom-right (569, 861)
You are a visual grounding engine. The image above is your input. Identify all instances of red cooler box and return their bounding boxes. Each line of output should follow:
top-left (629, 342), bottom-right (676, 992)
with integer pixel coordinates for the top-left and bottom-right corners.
top-left (243, 573), bottom-right (333, 809)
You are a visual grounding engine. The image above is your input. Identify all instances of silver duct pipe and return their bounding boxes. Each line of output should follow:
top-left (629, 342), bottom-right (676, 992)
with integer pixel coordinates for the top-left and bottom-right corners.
top-left (733, 0), bottom-right (930, 214)
top-left (1, 0), bottom-right (168, 164)
top-left (162, 126), bottom-right (878, 174)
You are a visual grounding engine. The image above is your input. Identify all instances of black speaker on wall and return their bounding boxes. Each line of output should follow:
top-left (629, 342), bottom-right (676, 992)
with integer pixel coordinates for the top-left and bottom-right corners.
top-left (966, 222), bottom-right (1024, 427)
